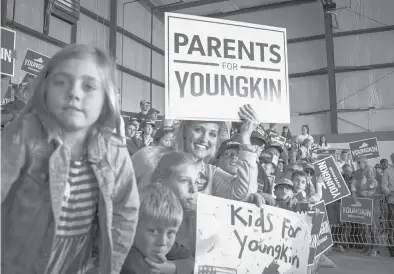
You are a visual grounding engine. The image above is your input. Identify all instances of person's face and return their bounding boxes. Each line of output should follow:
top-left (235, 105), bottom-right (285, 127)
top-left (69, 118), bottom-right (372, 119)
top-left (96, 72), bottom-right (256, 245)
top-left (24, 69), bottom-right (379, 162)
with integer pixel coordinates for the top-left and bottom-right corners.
top-left (283, 127), bottom-right (288, 134)
top-left (46, 58), bottom-right (105, 132)
top-left (141, 102), bottom-right (150, 111)
top-left (304, 169), bottom-right (314, 179)
top-left (342, 166), bottom-right (352, 177)
top-left (277, 162), bottom-right (284, 173)
top-left (321, 136), bottom-right (326, 143)
top-left (159, 132), bottom-right (174, 148)
top-left (376, 168), bottom-right (383, 176)
top-left (144, 124), bottom-right (153, 135)
top-left (274, 185), bottom-right (294, 201)
top-left (341, 152), bottom-right (348, 161)
top-left (132, 120), bottom-right (140, 129)
top-left (302, 126), bottom-right (307, 135)
top-left (358, 160), bottom-right (367, 170)
top-left (218, 148), bottom-right (239, 175)
top-left (382, 160), bottom-right (389, 170)
top-left (134, 219), bottom-right (178, 263)
top-left (184, 122), bottom-right (219, 160)
top-left (263, 163), bottom-right (275, 175)
top-left (150, 111), bottom-right (158, 121)
top-left (305, 141), bottom-right (311, 148)
top-left (164, 164), bottom-right (199, 211)
top-left (126, 124), bottom-right (136, 138)
top-left (293, 175), bottom-right (307, 193)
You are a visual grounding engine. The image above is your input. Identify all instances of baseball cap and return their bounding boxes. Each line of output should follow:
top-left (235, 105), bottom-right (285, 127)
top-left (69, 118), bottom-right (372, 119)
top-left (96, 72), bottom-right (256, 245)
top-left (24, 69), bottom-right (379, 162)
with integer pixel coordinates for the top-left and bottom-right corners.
top-left (154, 126), bottom-right (174, 141)
top-left (374, 163), bottom-right (383, 169)
top-left (259, 147), bottom-right (280, 166)
top-left (148, 108), bottom-right (160, 114)
top-left (275, 178), bottom-right (294, 190)
top-left (216, 140), bottom-right (241, 159)
top-left (303, 163), bottom-right (316, 176)
top-left (140, 100), bottom-right (151, 105)
top-left (142, 120), bottom-right (155, 128)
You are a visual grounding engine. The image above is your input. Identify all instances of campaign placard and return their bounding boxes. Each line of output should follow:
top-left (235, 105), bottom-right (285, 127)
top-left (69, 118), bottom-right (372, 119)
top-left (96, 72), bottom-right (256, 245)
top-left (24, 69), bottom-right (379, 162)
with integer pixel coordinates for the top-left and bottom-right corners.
top-left (1, 27), bottom-right (16, 77)
top-left (21, 49), bottom-right (50, 76)
top-left (314, 156), bottom-right (351, 205)
top-left (314, 149), bottom-right (336, 160)
top-left (195, 193), bottom-right (312, 274)
top-left (340, 197), bottom-right (373, 225)
top-left (314, 201), bottom-right (334, 257)
top-left (165, 13), bottom-right (289, 122)
top-left (349, 137), bottom-right (380, 161)
top-left (268, 131), bottom-right (287, 149)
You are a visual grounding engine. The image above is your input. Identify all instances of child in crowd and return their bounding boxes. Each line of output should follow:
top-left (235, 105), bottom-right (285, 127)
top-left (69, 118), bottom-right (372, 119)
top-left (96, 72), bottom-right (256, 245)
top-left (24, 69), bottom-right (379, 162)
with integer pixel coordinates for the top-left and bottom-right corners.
top-left (121, 183), bottom-right (183, 274)
top-left (292, 171), bottom-right (321, 203)
top-left (125, 122), bottom-right (142, 155)
top-left (273, 178), bottom-right (296, 210)
top-left (1, 44), bottom-right (139, 274)
top-left (154, 126), bottom-right (175, 148)
top-left (140, 120), bottom-right (155, 148)
top-left (297, 138), bottom-right (312, 162)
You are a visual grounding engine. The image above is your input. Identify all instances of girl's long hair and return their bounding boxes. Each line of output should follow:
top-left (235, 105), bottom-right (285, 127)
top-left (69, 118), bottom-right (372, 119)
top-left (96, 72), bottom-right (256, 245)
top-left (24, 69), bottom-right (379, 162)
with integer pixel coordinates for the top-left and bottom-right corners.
top-left (282, 126), bottom-right (292, 139)
top-left (17, 44), bottom-right (120, 138)
top-left (319, 135), bottom-right (328, 146)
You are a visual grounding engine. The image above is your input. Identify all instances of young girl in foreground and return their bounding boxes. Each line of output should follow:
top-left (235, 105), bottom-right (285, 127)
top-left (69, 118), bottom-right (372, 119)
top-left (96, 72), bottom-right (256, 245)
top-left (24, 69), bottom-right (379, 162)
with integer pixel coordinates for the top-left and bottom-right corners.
top-left (1, 44), bottom-right (139, 274)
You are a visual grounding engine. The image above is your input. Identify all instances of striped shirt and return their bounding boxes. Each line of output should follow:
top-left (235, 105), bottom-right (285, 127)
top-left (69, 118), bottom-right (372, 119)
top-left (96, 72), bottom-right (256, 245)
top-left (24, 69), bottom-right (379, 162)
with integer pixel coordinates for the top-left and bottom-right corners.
top-left (57, 160), bottom-right (99, 237)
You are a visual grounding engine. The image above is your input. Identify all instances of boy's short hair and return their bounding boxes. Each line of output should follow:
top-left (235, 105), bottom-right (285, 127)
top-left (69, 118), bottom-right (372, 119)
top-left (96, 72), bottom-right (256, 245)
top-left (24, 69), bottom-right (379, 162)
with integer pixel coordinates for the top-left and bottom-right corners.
top-left (151, 151), bottom-right (196, 183)
top-left (302, 138), bottom-right (311, 146)
top-left (292, 170), bottom-right (307, 181)
top-left (138, 183), bottom-right (183, 227)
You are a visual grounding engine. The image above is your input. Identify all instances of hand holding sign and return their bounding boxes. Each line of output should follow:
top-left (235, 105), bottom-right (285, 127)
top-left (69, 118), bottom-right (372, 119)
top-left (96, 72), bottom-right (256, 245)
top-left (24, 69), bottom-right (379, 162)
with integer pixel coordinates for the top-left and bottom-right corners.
top-left (238, 104), bottom-right (259, 144)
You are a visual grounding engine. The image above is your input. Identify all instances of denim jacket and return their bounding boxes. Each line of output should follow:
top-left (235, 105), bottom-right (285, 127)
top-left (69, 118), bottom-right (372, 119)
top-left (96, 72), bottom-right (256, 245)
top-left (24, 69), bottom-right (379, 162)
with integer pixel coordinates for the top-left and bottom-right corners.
top-left (1, 112), bottom-right (139, 274)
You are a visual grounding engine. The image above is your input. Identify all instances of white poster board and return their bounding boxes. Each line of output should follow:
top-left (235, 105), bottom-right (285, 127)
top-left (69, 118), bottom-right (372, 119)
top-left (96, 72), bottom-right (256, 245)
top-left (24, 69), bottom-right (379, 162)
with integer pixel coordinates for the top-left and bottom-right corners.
top-left (165, 13), bottom-right (289, 123)
top-left (195, 194), bottom-right (312, 274)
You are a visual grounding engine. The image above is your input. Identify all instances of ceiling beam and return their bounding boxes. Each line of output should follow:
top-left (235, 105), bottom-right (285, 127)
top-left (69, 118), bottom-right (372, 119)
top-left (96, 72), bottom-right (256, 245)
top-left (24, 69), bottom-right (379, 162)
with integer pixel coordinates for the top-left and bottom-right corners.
top-left (137, 0), bottom-right (165, 23)
top-left (158, 0), bottom-right (229, 12)
top-left (207, 0), bottom-right (317, 18)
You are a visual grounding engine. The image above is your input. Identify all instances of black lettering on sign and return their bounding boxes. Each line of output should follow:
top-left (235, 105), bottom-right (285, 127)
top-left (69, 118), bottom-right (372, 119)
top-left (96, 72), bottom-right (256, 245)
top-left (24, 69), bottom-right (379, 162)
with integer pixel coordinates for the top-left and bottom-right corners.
top-left (172, 33), bottom-right (282, 64)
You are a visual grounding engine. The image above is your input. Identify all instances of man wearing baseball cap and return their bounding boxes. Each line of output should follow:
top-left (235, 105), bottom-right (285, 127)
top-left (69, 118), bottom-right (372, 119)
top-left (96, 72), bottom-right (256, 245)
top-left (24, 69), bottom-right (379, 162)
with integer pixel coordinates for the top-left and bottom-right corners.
top-left (134, 100), bottom-right (151, 125)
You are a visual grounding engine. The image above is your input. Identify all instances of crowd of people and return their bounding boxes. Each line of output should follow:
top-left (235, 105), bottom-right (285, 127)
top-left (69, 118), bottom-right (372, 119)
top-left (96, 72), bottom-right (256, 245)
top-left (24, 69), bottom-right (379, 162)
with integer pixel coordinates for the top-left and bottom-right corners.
top-left (1, 44), bottom-right (394, 274)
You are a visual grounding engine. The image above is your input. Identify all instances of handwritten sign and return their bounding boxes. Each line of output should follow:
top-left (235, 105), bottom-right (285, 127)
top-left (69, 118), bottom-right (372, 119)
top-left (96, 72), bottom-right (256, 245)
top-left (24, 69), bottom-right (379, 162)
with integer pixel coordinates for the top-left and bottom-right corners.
top-left (314, 156), bottom-right (351, 205)
top-left (165, 13), bottom-right (289, 122)
top-left (340, 197), bottom-right (373, 225)
top-left (1, 27), bottom-right (16, 77)
top-left (195, 193), bottom-right (312, 274)
top-left (314, 201), bottom-right (334, 257)
top-left (349, 137), bottom-right (380, 161)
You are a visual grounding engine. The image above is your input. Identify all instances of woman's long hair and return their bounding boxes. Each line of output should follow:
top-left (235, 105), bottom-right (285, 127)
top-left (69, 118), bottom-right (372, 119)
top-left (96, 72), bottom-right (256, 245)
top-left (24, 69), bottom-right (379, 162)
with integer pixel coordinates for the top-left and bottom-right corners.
top-left (282, 126), bottom-right (292, 139)
top-left (319, 135), bottom-right (328, 147)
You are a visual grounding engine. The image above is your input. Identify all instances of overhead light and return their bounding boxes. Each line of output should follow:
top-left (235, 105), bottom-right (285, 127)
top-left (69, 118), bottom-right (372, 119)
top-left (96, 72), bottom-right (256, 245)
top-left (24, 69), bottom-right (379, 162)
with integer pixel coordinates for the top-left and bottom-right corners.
top-left (220, 4), bottom-right (239, 13)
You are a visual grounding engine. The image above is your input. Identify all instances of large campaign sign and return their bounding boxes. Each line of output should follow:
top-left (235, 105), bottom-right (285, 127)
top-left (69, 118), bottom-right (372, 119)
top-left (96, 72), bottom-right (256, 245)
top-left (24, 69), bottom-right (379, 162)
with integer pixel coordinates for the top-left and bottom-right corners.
top-left (165, 13), bottom-right (289, 123)
top-left (1, 27), bottom-right (16, 77)
top-left (195, 194), bottom-right (312, 274)
top-left (314, 201), bottom-right (334, 257)
top-left (21, 49), bottom-right (50, 76)
top-left (314, 156), bottom-right (351, 205)
top-left (340, 197), bottom-right (373, 225)
top-left (349, 137), bottom-right (380, 161)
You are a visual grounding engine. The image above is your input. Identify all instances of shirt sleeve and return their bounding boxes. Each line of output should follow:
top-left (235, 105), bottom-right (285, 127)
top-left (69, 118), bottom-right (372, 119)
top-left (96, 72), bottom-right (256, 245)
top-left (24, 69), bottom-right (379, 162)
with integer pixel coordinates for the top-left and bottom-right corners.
top-left (211, 144), bottom-right (258, 201)
top-left (111, 146), bottom-right (140, 274)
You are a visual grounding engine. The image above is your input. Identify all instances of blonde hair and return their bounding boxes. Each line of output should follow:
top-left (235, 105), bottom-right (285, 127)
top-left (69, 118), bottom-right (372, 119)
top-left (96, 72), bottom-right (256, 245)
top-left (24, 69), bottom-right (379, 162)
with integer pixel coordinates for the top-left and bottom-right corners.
top-left (151, 151), bottom-right (197, 183)
top-left (174, 120), bottom-right (231, 164)
top-left (18, 44), bottom-right (120, 136)
top-left (138, 183), bottom-right (183, 227)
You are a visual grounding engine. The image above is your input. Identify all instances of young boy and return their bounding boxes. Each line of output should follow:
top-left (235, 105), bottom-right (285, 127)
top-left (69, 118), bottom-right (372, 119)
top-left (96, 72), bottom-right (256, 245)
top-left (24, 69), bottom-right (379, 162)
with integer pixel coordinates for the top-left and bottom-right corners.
top-left (292, 170), bottom-right (321, 203)
top-left (121, 183), bottom-right (183, 274)
top-left (273, 178), bottom-right (296, 210)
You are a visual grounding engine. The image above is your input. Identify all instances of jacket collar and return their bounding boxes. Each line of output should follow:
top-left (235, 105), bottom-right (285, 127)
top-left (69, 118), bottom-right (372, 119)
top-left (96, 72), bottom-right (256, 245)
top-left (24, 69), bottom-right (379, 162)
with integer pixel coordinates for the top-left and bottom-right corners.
top-left (35, 110), bottom-right (107, 164)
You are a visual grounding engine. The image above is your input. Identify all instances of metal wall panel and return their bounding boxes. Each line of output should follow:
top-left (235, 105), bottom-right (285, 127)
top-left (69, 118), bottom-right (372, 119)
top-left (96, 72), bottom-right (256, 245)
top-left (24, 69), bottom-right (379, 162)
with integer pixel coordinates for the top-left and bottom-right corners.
top-left (118, 72), bottom-right (150, 112)
top-left (77, 14), bottom-right (110, 50)
top-left (81, 0), bottom-right (110, 20)
top-left (288, 39), bottom-right (327, 74)
top-left (7, 0), bottom-right (44, 32)
top-left (334, 31), bottom-right (394, 67)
